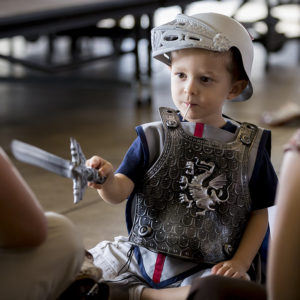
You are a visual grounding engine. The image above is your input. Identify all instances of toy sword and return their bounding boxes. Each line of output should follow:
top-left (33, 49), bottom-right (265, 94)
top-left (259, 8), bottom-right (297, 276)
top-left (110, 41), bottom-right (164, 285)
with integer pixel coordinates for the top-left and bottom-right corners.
top-left (10, 138), bottom-right (106, 204)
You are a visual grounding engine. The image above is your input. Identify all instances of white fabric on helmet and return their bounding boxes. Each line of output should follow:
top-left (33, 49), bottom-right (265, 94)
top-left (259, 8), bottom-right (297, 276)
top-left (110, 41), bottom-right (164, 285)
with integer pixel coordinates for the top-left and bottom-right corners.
top-left (151, 13), bottom-right (254, 101)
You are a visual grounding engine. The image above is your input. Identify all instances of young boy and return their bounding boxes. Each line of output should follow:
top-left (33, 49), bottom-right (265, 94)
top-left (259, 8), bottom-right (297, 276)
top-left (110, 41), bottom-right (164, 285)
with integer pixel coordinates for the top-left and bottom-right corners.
top-left (87, 13), bottom-right (278, 300)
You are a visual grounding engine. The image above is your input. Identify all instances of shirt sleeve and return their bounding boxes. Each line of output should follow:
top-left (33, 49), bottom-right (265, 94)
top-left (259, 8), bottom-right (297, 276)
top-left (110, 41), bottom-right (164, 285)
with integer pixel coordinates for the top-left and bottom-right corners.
top-left (249, 130), bottom-right (278, 210)
top-left (115, 136), bottom-right (146, 185)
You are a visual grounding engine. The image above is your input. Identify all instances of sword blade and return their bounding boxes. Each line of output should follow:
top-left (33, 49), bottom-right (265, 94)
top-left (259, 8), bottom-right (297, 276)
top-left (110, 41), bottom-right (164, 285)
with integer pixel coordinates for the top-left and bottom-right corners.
top-left (11, 140), bottom-right (72, 179)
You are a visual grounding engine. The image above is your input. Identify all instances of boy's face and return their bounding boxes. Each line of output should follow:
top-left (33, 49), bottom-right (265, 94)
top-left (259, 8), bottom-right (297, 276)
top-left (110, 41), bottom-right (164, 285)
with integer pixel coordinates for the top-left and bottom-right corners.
top-left (170, 48), bottom-right (244, 127)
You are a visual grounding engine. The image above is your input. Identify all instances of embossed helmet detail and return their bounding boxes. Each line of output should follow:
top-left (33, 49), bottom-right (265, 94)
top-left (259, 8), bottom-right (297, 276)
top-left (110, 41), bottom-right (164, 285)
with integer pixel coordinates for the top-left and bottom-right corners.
top-left (151, 13), bottom-right (254, 101)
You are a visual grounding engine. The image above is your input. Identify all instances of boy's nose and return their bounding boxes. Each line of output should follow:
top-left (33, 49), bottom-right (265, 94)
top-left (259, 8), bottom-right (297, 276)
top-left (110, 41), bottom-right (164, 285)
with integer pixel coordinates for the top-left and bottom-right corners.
top-left (184, 79), bottom-right (198, 95)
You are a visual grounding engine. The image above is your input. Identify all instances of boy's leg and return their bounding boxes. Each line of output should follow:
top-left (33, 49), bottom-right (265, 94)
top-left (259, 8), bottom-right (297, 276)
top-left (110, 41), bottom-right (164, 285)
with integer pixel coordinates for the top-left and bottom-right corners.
top-left (0, 212), bottom-right (85, 300)
top-left (90, 236), bottom-right (149, 300)
top-left (141, 286), bottom-right (191, 300)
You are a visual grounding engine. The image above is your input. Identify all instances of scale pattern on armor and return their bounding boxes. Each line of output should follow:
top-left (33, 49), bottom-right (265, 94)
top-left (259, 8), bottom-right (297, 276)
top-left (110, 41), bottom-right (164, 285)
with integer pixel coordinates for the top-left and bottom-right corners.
top-left (129, 107), bottom-right (258, 263)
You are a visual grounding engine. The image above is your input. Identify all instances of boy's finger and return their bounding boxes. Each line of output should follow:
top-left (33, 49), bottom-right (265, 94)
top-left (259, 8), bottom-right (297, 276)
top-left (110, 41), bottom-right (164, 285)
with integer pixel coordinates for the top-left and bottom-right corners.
top-left (232, 272), bottom-right (241, 279)
top-left (86, 156), bottom-right (103, 169)
top-left (88, 182), bottom-right (103, 190)
top-left (211, 262), bottom-right (223, 273)
top-left (224, 268), bottom-right (235, 277)
top-left (99, 163), bottom-right (113, 177)
top-left (215, 265), bottom-right (228, 276)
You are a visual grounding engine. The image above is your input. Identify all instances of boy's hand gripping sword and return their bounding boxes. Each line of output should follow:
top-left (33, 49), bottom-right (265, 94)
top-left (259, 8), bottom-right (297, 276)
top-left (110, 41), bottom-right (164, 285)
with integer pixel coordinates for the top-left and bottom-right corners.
top-left (10, 138), bottom-right (106, 204)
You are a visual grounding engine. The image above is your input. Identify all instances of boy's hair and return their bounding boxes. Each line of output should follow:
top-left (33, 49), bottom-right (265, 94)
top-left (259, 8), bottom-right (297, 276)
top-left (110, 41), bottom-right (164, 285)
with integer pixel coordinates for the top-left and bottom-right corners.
top-left (229, 47), bottom-right (249, 82)
top-left (151, 13), bottom-right (254, 101)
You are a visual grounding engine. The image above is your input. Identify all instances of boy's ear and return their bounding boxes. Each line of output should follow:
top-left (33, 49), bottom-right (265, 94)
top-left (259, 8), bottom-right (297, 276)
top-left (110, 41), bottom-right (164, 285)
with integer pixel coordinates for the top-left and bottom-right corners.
top-left (227, 80), bottom-right (248, 100)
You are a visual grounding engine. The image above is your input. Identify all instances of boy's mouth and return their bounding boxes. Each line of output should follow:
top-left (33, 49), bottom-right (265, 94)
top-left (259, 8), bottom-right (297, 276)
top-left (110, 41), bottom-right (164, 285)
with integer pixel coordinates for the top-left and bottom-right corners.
top-left (184, 102), bottom-right (197, 108)
top-left (182, 104), bottom-right (191, 121)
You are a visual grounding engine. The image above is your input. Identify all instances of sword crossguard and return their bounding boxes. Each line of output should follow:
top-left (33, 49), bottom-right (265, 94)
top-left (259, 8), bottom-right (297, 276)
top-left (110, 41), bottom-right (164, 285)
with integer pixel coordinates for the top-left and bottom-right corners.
top-left (70, 138), bottom-right (106, 203)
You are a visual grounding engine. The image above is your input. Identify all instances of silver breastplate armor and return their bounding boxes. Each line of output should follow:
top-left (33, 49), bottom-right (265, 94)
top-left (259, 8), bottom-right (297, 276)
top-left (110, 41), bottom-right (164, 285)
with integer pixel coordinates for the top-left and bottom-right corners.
top-left (129, 107), bottom-right (258, 263)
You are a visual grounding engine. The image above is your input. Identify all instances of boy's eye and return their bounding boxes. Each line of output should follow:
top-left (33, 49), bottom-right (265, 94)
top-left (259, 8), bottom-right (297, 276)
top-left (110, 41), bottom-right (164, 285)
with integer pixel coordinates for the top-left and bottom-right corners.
top-left (176, 72), bottom-right (186, 79)
top-left (200, 76), bottom-right (212, 83)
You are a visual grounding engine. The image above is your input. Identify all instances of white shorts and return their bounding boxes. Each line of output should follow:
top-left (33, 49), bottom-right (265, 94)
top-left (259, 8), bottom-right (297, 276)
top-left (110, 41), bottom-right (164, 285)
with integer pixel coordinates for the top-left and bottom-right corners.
top-left (89, 236), bottom-right (212, 300)
top-left (89, 236), bottom-right (147, 300)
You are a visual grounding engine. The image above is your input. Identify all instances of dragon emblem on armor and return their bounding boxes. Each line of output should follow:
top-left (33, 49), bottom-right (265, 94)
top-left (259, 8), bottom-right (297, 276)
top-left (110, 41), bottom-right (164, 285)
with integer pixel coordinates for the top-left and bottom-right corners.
top-left (179, 159), bottom-right (230, 216)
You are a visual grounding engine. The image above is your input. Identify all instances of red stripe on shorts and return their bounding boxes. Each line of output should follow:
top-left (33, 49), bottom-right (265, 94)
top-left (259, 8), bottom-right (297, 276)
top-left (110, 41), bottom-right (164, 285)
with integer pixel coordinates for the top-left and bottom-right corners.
top-left (152, 253), bottom-right (166, 283)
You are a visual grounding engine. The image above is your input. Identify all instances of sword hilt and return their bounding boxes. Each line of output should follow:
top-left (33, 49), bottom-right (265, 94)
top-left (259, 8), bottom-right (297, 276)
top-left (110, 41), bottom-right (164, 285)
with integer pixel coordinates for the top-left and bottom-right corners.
top-left (70, 138), bottom-right (106, 203)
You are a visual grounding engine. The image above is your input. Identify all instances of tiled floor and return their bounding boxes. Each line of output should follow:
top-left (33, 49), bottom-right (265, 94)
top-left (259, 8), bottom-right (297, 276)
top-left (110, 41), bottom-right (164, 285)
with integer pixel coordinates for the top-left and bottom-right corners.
top-left (0, 26), bottom-right (299, 249)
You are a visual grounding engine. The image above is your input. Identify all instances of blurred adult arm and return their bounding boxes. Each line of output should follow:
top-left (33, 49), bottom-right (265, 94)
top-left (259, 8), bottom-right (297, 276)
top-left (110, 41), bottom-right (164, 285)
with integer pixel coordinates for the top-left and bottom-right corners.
top-left (267, 130), bottom-right (300, 300)
top-left (0, 147), bottom-right (47, 248)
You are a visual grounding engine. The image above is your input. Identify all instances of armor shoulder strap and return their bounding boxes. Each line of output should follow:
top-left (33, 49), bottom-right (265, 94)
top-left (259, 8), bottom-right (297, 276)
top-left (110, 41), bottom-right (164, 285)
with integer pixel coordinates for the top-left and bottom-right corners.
top-left (159, 107), bottom-right (181, 129)
top-left (237, 122), bottom-right (258, 146)
top-left (237, 122), bottom-right (264, 180)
